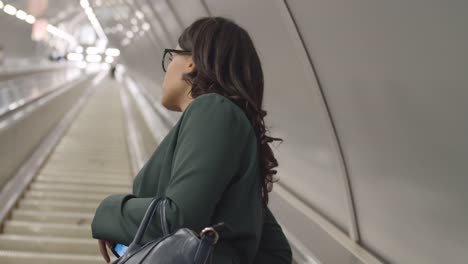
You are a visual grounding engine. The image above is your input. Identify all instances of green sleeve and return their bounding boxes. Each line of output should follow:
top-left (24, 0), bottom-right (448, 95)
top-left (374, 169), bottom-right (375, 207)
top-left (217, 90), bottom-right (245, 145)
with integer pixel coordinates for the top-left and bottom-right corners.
top-left (91, 94), bottom-right (246, 245)
top-left (90, 194), bottom-right (162, 246)
top-left (165, 94), bottom-right (246, 232)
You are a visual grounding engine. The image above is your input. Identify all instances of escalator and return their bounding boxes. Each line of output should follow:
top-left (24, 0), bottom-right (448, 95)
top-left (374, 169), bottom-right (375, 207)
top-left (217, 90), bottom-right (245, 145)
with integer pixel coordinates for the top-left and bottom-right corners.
top-left (0, 77), bottom-right (132, 264)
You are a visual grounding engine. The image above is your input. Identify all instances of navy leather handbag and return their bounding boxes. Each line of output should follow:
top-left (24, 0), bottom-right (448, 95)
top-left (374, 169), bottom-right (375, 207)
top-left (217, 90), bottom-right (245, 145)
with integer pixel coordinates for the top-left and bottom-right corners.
top-left (112, 197), bottom-right (227, 264)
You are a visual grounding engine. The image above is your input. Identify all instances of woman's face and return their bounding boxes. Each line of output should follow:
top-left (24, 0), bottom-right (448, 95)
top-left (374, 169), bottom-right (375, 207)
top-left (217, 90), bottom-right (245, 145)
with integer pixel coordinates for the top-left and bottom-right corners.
top-left (161, 44), bottom-right (195, 112)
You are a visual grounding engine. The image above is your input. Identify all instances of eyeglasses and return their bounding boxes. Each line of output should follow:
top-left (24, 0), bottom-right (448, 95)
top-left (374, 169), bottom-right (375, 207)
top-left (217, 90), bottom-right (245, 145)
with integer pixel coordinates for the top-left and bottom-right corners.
top-left (162, 48), bottom-right (191, 72)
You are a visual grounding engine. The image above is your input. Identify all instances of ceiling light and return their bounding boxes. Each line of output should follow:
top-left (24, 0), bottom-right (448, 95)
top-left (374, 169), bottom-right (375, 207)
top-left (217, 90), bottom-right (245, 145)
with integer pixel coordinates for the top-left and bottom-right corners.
top-left (46, 24), bottom-right (76, 44)
top-left (121, 38), bottom-right (130, 46)
top-left (4, 4), bottom-right (17, 15)
top-left (78, 61), bottom-right (87, 69)
top-left (25, 15), bottom-right (36, 24)
top-left (142, 22), bottom-right (150, 31)
top-left (105, 48), bottom-right (120, 57)
top-left (80, 0), bottom-right (90, 9)
top-left (86, 46), bottom-right (100, 54)
top-left (135, 10), bottom-right (144, 19)
top-left (85, 7), bottom-right (93, 16)
top-left (105, 56), bottom-right (114, 64)
top-left (67, 53), bottom-right (84, 61)
top-left (16, 10), bottom-right (27, 20)
top-left (126, 31), bottom-right (134, 38)
top-left (86, 54), bottom-right (102, 63)
top-left (80, 0), bottom-right (107, 46)
top-left (0, 1), bottom-right (4, 9)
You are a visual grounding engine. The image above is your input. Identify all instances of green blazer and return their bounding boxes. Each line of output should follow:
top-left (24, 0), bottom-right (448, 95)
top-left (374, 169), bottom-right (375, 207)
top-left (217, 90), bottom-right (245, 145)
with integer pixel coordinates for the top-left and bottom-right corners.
top-left (91, 93), bottom-right (292, 263)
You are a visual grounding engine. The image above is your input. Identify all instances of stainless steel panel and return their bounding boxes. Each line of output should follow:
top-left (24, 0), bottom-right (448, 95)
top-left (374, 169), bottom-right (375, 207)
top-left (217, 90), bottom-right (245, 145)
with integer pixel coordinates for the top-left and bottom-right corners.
top-left (0, 69), bottom-right (82, 115)
top-left (0, 75), bottom-right (90, 190)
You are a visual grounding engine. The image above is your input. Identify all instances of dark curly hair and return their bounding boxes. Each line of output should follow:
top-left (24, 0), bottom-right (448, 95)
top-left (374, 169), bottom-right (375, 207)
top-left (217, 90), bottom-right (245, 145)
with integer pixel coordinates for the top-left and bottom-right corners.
top-left (177, 16), bottom-right (283, 207)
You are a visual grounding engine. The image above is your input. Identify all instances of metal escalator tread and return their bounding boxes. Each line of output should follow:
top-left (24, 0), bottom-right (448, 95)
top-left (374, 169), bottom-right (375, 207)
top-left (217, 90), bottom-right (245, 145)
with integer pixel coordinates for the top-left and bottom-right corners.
top-left (0, 77), bottom-right (129, 263)
top-left (35, 175), bottom-right (132, 187)
top-left (0, 250), bottom-right (105, 264)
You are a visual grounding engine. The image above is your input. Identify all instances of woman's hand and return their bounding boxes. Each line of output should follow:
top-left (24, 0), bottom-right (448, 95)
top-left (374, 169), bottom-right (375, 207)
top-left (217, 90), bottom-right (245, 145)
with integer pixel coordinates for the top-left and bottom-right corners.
top-left (98, 239), bottom-right (116, 263)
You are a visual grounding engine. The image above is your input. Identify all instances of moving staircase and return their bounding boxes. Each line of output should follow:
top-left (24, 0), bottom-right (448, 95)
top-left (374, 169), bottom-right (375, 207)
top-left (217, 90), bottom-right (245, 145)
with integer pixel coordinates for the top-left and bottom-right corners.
top-left (0, 78), bottom-right (133, 264)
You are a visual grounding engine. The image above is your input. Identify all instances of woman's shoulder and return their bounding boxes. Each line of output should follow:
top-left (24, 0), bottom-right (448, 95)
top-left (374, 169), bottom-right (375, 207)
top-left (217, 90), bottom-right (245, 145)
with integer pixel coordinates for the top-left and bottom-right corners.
top-left (187, 92), bottom-right (241, 113)
top-left (185, 92), bottom-right (254, 132)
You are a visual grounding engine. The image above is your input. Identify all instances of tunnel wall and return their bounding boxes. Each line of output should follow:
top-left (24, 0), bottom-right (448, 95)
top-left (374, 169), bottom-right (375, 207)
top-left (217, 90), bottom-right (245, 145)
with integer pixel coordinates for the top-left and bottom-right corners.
top-left (118, 0), bottom-right (468, 263)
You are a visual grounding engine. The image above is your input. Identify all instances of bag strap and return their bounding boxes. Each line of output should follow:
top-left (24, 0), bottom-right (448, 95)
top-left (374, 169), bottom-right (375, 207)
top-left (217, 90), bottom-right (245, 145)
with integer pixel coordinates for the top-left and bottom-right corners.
top-left (126, 197), bottom-right (163, 253)
top-left (126, 197), bottom-right (233, 257)
top-left (159, 198), bottom-right (170, 235)
top-left (158, 198), bottom-right (231, 237)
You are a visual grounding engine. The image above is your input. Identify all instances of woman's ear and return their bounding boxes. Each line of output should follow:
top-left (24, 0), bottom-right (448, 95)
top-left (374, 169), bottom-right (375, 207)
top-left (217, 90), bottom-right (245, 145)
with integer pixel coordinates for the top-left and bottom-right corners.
top-left (185, 56), bottom-right (196, 73)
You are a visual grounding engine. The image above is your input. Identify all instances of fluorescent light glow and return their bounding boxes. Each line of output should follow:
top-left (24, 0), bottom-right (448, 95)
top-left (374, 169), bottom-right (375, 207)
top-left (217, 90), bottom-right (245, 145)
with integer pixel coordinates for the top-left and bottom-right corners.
top-left (78, 61), bottom-right (87, 69)
top-left (46, 24), bottom-right (76, 44)
top-left (135, 10), bottom-right (144, 19)
top-left (142, 23), bottom-right (150, 31)
top-left (80, 0), bottom-right (90, 9)
top-left (121, 38), bottom-right (130, 46)
top-left (0, 1), bottom-right (4, 9)
top-left (105, 56), bottom-right (114, 64)
top-left (126, 31), bottom-right (134, 38)
top-left (67, 53), bottom-right (84, 61)
top-left (86, 46), bottom-right (100, 54)
top-left (25, 15), bottom-right (36, 24)
top-left (16, 9), bottom-right (26, 20)
top-left (88, 12), bottom-right (106, 39)
top-left (4, 4), bottom-right (16, 15)
top-left (80, 1), bottom-right (108, 46)
top-left (84, 7), bottom-right (93, 16)
top-left (9, 102), bottom-right (18, 110)
top-left (86, 54), bottom-right (102, 63)
top-left (101, 63), bottom-right (110, 70)
top-left (105, 48), bottom-right (120, 57)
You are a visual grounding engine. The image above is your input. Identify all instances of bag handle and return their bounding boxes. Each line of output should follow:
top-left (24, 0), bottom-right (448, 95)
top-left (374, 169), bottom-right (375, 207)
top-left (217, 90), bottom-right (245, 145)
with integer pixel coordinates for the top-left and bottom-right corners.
top-left (124, 197), bottom-right (232, 258)
top-left (159, 198), bottom-right (170, 236)
top-left (125, 197), bottom-right (165, 254)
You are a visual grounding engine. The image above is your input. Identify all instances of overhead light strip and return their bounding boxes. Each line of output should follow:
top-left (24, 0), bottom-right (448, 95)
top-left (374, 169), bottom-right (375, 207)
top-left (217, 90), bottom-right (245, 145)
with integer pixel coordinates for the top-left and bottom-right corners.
top-left (3, 4), bottom-right (16, 15)
top-left (46, 24), bottom-right (76, 44)
top-left (0, 2), bottom-right (74, 44)
top-left (80, 0), bottom-right (108, 45)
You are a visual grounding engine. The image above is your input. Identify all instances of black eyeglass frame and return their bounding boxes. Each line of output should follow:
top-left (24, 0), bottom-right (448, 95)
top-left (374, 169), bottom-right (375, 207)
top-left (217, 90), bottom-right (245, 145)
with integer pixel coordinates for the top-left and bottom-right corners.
top-left (162, 48), bottom-right (191, 72)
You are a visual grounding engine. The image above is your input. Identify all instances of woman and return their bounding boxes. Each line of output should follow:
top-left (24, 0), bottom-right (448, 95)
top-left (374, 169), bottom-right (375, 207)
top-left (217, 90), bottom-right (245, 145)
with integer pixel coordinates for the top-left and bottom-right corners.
top-left (91, 16), bottom-right (292, 263)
